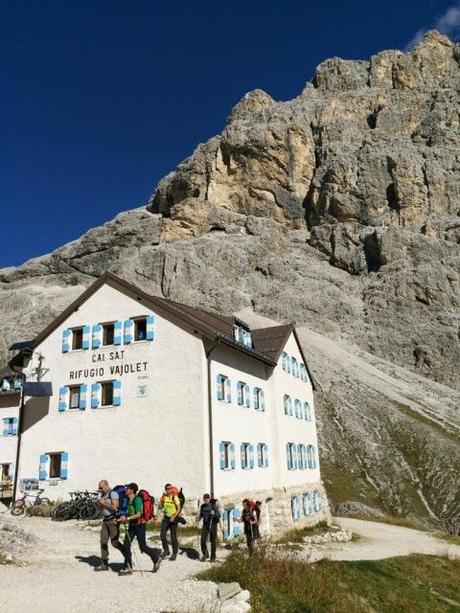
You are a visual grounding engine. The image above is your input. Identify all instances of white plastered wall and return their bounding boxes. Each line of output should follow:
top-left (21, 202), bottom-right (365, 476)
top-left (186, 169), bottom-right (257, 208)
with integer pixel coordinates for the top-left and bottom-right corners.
top-left (18, 283), bottom-right (208, 500)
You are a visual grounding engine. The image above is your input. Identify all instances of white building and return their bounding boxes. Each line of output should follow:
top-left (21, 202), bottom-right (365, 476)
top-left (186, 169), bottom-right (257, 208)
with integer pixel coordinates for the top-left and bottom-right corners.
top-left (2, 273), bottom-right (330, 535)
top-left (0, 367), bottom-right (21, 499)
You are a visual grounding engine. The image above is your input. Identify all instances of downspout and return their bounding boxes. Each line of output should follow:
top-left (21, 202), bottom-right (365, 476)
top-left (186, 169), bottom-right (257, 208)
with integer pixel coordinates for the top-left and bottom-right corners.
top-left (205, 341), bottom-right (219, 498)
top-left (11, 371), bottom-right (26, 502)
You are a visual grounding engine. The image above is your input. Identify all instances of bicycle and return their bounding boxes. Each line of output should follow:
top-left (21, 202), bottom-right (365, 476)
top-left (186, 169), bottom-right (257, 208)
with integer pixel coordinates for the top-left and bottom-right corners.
top-left (10, 489), bottom-right (51, 516)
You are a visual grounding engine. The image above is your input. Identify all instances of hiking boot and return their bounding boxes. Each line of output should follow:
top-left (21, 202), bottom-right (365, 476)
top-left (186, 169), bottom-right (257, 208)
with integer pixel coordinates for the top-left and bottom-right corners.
top-left (152, 558), bottom-right (162, 573)
top-left (200, 555), bottom-right (208, 562)
top-left (169, 553), bottom-right (177, 561)
top-left (210, 557), bottom-right (216, 563)
top-left (94, 564), bottom-right (109, 572)
top-left (160, 550), bottom-right (170, 559)
top-left (119, 568), bottom-right (133, 576)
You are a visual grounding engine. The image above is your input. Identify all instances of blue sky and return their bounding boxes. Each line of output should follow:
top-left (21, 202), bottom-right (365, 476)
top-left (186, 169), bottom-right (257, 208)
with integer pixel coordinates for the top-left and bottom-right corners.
top-left (1, 0), bottom-right (458, 267)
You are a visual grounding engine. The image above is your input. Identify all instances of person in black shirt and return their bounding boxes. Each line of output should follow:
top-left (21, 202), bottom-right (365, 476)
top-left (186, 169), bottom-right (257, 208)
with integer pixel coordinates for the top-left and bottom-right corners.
top-left (196, 493), bottom-right (220, 562)
top-left (253, 500), bottom-right (262, 540)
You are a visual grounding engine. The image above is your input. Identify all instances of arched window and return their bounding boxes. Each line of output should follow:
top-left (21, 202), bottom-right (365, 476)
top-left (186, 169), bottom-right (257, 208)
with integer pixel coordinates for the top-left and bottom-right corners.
top-left (291, 496), bottom-right (301, 521)
top-left (294, 399), bottom-right (302, 419)
top-left (283, 395), bottom-right (292, 416)
top-left (282, 352), bottom-right (289, 372)
top-left (291, 357), bottom-right (299, 378)
top-left (254, 388), bottom-right (265, 411)
top-left (300, 363), bottom-right (307, 382)
top-left (313, 490), bottom-right (321, 512)
top-left (304, 401), bottom-right (311, 421)
top-left (307, 444), bottom-right (316, 469)
top-left (303, 492), bottom-right (312, 516)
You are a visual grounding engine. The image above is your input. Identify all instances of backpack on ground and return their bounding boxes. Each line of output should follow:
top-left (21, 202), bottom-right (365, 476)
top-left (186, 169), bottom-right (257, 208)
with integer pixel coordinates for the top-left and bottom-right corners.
top-left (112, 484), bottom-right (128, 517)
top-left (138, 489), bottom-right (155, 521)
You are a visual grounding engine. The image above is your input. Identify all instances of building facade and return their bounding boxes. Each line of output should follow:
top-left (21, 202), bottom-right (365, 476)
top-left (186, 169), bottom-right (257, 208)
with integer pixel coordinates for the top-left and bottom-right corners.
top-left (0, 368), bottom-right (21, 499)
top-left (1, 273), bottom-right (330, 535)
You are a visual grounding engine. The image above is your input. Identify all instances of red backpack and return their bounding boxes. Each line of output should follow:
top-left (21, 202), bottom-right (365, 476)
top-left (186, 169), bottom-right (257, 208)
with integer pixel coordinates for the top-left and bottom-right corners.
top-left (138, 489), bottom-right (155, 521)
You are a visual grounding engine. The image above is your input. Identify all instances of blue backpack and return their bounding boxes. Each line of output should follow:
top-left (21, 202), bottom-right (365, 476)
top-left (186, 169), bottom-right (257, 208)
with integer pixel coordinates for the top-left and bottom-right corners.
top-left (112, 485), bottom-right (129, 517)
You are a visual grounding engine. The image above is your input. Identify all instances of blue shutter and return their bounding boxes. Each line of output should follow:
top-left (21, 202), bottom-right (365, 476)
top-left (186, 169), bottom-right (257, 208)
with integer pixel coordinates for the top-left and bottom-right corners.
top-left (240, 443), bottom-right (246, 469)
top-left (113, 380), bottom-right (122, 406)
top-left (249, 444), bottom-right (254, 469)
top-left (114, 321), bottom-right (123, 345)
top-left (219, 442), bottom-right (225, 470)
top-left (226, 379), bottom-right (232, 403)
top-left (62, 329), bottom-right (71, 353)
top-left (291, 497), bottom-right (296, 521)
top-left (216, 375), bottom-right (224, 401)
top-left (292, 444), bottom-right (298, 470)
top-left (92, 324), bottom-right (102, 349)
top-left (39, 454), bottom-right (48, 480)
top-left (232, 508), bottom-right (242, 536)
top-left (223, 511), bottom-right (230, 540)
top-left (2, 418), bottom-right (9, 436)
top-left (79, 384), bottom-right (88, 410)
top-left (245, 384), bottom-right (250, 408)
top-left (260, 390), bottom-right (265, 412)
top-left (237, 382), bottom-right (243, 406)
top-left (257, 443), bottom-right (262, 467)
top-left (230, 444), bottom-right (235, 470)
top-left (286, 443), bottom-right (291, 469)
top-left (82, 325), bottom-right (91, 350)
top-left (264, 444), bottom-right (269, 467)
top-left (2, 378), bottom-right (9, 392)
top-left (91, 383), bottom-right (101, 409)
top-left (124, 319), bottom-right (134, 344)
top-left (146, 315), bottom-right (155, 341)
top-left (12, 417), bottom-right (18, 436)
top-left (13, 378), bottom-right (22, 390)
top-left (311, 446), bottom-right (316, 469)
top-left (284, 395), bottom-right (288, 415)
top-left (60, 452), bottom-right (69, 479)
top-left (58, 387), bottom-right (68, 412)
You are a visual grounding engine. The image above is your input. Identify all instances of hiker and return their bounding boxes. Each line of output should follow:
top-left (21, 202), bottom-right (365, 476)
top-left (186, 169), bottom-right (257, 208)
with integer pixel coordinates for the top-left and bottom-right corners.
top-left (117, 482), bottom-right (161, 575)
top-left (95, 480), bottom-right (126, 571)
top-left (237, 498), bottom-right (258, 554)
top-left (253, 501), bottom-right (262, 539)
top-left (196, 493), bottom-right (220, 562)
top-left (158, 483), bottom-right (181, 561)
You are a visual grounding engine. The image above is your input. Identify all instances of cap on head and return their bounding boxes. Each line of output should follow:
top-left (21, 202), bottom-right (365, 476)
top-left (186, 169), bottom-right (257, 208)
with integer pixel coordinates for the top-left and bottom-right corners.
top-left (203, 493), bottom-right (210, 499)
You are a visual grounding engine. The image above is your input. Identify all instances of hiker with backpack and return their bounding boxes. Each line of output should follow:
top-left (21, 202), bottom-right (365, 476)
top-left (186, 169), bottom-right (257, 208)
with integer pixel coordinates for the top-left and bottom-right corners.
top-left (253, 501), bottom-right (262, 540)
top-left (196, 493), bottom-right (220, 562)
top-left (95, 480), bottom-right (127, 571)
top-left (117, 482), bottom-right (161, 575)
top-left (237, 498), bottom-right (258, 554)
top-left (158, 483), bottom-right (183, 561)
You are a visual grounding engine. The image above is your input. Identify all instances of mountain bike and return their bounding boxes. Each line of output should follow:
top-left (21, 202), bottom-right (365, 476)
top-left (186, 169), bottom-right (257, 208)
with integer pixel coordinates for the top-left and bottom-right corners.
top-left (10, 489), bottom-right (51, 516)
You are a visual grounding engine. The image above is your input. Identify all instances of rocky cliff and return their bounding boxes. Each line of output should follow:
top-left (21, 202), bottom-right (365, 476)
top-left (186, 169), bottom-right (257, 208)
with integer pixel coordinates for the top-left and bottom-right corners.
top-left (1, 31), bottom-right (459, 529)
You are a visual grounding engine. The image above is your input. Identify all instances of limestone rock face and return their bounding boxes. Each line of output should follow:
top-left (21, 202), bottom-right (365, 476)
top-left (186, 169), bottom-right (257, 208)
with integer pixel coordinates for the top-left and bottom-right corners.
top-left (1, 31), bottom-right (459, 528)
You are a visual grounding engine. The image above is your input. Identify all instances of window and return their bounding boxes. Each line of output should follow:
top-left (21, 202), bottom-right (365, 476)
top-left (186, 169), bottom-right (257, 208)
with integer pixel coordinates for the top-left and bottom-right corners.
top-left (303, 493), bottom-right (312, 516)
top-left (257, 443), bottom-right (268, 467)
top-left (101, 381), bottom-right (114, 406)
top-left (49, 453), bottom-right (62, 479)
top-left (237, 381), bottom-right (250, 407)
top-left (291, 496), bottom-right (300, 521)
top-left (254, 388), bottom-right (265, 411)
top-left (216, 375), bottom-right (232, 403)
top-left (283, 394), bottom-right (292, 416)
top-left (291, 357), bottom-right (299, 378)
top-left (1, 463), bottom-right (11, 482)
top-left (233, 324), bottom-right (252, 348)
top-left (103, 323), bottom-right (115, 346)
top-left (69, 386), bottom-right (81, 410)
top-left (304, 401), bottom-right (311, 421)
top-left (133, 317), bottom-right (147, 341)
top-left (72, 327), bottom-right (83, 350)
top-left (219, 441), bottom-right (234, 470)
top-left (295, 399), bottom-right (302, 419)
top-left (2, 418), bottom-right (17, 436)
top-left (313, 490), bottom-right (322, 512)
top-left (297, 443), bottom-right (304, 469)
top-left (301, 445), bottom-right (308, 469)
top-left (300, 363), bottom-right (307, 383)
top-left (241, 443), bottom-right (250, 469)
top-left (307, 444), bottom-right (316, 469)
top-left (286, 442), bottom-right (296, 470)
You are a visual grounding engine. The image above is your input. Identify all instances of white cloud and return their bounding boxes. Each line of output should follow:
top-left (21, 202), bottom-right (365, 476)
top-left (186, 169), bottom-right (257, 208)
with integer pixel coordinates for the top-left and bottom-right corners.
top-left (406, 1), bottom-right (460, 50)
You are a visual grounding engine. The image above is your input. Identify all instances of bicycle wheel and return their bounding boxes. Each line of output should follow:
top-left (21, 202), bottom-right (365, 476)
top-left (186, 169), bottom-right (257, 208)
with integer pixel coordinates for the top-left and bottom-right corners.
top-left (53, 502), bottom-right (71, 521)
top-left (64, 503), bottom-right (79, 520)
top-left (79, 501), bottom-right (97, 520)
top-left (11, 500), bottom-right (25, 516)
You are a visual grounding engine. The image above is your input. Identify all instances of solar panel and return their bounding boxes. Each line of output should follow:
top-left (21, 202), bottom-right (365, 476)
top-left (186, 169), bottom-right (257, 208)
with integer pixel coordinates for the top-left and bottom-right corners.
top-left (9, 340), bottom-right (34, 351)
top-left (23, 382), bottom-right (53, 397)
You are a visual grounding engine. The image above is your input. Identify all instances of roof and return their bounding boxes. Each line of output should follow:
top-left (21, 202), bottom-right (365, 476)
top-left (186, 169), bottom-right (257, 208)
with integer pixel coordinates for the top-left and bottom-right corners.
top-left (11, 272), bottom-right (313, 381)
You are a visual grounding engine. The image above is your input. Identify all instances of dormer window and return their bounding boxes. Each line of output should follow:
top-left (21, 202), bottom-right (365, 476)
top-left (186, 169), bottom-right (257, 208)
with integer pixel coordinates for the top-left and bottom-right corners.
top-left (233, 323), bottom-right (252, 349)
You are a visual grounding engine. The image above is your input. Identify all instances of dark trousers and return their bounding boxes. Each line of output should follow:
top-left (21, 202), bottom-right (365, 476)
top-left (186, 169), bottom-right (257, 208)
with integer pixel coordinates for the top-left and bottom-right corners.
top-left (160, 517), bottom-right (178, 555)
top-left (200, 521), bottom-right (217, 559)
top-left (123, 522), bottom-right (159, 568)
top-left (100, 518), bottom-right (126, 563)
top-left (244, 525), bottom-right (255, 554)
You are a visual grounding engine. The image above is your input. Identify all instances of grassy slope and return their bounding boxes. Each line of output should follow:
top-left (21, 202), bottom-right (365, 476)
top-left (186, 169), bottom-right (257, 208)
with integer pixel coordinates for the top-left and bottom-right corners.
top-left (199, 552), bottom-right (460, 612)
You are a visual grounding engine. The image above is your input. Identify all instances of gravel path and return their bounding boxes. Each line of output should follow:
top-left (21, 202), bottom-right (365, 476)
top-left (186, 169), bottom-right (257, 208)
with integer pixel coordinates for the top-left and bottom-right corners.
top-left (302, 517), bottom-right (460, 562)
top-left (0, 516), bottom-right (221, 613)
